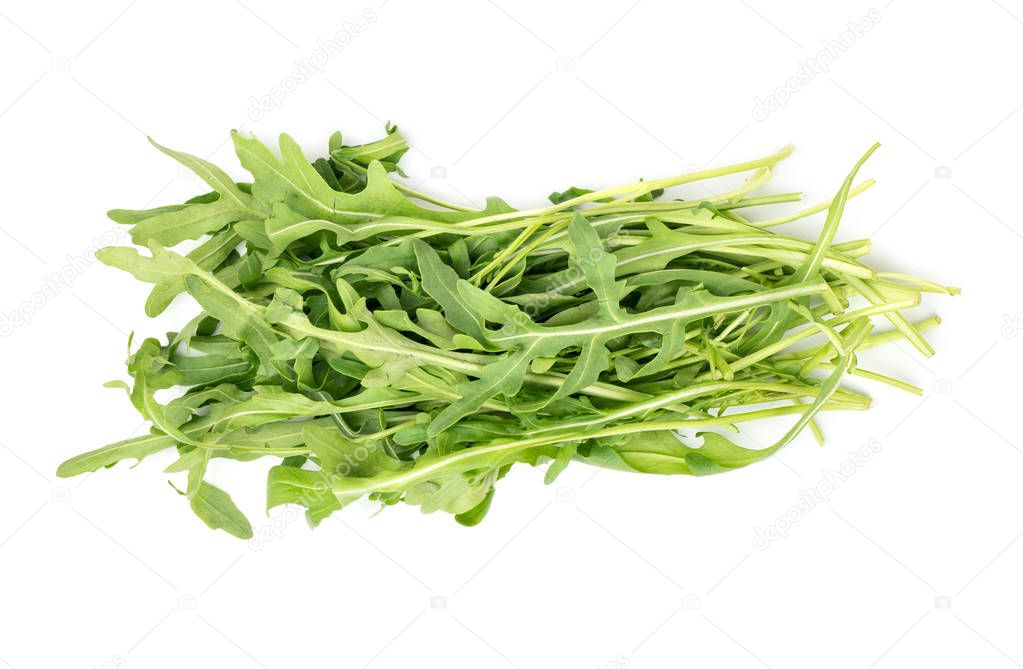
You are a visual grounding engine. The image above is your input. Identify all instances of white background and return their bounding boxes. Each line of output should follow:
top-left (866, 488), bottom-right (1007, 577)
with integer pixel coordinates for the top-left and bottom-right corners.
top-left (1, 0), bottom-right (1021, 667)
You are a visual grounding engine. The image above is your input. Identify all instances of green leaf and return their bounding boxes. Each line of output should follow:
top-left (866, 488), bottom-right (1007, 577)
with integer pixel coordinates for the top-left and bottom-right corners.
top-left (146, 232), bottom-right (241, 316)
top-left (303, 424), bottom-right (402, 478)
top-left (232, 132), bottom-right (487, 224)
top-left (128, 198), bottom-right (250, 247)
top-left (266, 466), bottom-right (342, 526)
top-left (57, 433), bottom-right (175, 477)
top-left (188, 481), bottom-right (253, 539)
top-left (455, 488), bottom-right (495, 527)
top-left (148, 139), bottom-right (263, 211)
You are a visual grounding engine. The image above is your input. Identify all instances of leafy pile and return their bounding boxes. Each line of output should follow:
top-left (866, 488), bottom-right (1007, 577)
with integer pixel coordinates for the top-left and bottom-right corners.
top-left (57, 126), bottom-right (954, 538)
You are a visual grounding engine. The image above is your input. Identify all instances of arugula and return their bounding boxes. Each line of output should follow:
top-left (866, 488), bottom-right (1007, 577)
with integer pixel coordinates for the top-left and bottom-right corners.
top-left (57, 125), bottom-right (955, 538)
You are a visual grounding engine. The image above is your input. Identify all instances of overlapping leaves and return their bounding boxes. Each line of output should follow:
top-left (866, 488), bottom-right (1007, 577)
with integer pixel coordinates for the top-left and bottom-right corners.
top-left (57, 125), bottom-right (952, 538)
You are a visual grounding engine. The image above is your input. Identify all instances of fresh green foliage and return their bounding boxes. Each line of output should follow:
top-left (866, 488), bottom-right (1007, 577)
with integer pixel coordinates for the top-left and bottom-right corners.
top-left (57, 125), bottom-right (955, 538)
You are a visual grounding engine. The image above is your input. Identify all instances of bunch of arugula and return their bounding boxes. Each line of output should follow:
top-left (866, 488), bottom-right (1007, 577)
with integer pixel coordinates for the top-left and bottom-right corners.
top-left (57, 125), bottom-right (954, 538)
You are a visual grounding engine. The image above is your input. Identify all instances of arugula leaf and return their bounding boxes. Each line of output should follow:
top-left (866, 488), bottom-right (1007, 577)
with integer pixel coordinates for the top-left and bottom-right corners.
top-left (186, 481), bottom-right (253, 539)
